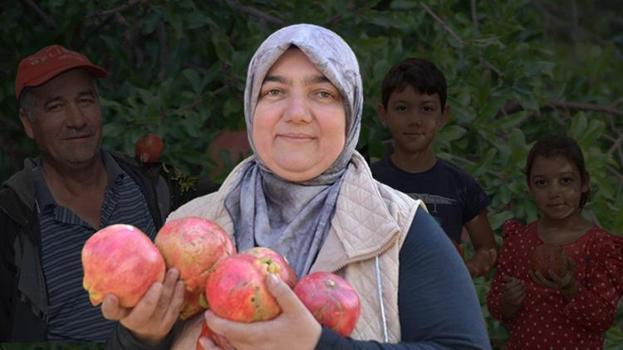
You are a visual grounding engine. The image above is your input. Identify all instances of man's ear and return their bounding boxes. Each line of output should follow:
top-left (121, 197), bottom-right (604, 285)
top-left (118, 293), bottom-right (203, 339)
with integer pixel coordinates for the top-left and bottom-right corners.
top-left (19, 109), bottom-right (35, 139)
top-left (377, 103), bottom-right (387, 127)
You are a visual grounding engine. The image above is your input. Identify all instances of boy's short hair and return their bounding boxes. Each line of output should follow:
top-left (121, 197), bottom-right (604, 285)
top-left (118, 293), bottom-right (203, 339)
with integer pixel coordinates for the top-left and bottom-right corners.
top-left (381, 58), bottom-right (447, 109)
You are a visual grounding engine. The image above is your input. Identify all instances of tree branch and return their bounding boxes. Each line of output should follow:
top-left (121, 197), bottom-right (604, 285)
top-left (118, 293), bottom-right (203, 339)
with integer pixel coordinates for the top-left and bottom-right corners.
top-left (609, 96), bottom-right (623, 109)
top-left (77, 0), bottom-right (144, 49)
top-left (469, 1), bottom-right (503, 78)
top-left (225, 0), bottom-right (285, 27)
top-left (608, 134), bottom-right (623, 156)
top-left (175, 88), bottom-right (225, 114)
top-left (549, 100), bottom-right (623, 116)
top-left (21, 0), bottom-right (57, 28)
top-left (420, 3), bottom-right (464, 48)
top-left (423, 2), bottom-right (503, 78)
top-left (157, 20), bottom-right (168, 80)
top-left (607, 166), bottom-right (623, 185)
top-left (496, 99), bottom-right (623, 117)
top-left (470, 0), bottom-right (479, 33)
top-left (533, 0), bottom-right (622, 58)
top-left (89, 0), bottom-right (144, 17)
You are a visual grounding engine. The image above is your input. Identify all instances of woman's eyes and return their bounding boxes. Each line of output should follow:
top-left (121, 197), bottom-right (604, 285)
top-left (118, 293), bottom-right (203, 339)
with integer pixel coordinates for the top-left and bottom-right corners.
top-left (265, 88), bottom-right (282, 96)
top-left (258, 88), bottom-right (283, 100)
top-left (314, 90), bottom-right (338, 101)
top-left (259, 85), bottom-right (340, 102)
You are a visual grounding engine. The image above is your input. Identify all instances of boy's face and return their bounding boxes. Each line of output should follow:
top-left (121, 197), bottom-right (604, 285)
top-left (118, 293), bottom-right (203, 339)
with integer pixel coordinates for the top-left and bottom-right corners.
top-left (378, 85), bottom-right (448, 155)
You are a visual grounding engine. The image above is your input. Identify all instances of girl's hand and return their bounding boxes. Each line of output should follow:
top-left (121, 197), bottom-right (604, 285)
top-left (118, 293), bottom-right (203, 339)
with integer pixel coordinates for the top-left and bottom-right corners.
top-left (529, 259), bottom-right (577, 299)
top-left (203, 274), bottom-right (322, 350)
top-left (500, 275), bottom-right (525, 319)
top-left (466, 248), bottom-right (497, 277)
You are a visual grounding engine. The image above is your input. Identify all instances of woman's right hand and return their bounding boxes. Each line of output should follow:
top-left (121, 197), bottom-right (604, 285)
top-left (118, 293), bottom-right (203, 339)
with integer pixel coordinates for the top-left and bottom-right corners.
top-left (500, 275), bottom-right (525, 319)
top-left (202, 274), bottom-right (321, 350)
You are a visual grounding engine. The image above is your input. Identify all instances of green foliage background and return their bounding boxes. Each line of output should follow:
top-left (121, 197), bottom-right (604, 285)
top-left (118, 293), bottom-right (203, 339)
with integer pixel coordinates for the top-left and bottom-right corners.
top-left (1, 0), bottom-right (621, 348)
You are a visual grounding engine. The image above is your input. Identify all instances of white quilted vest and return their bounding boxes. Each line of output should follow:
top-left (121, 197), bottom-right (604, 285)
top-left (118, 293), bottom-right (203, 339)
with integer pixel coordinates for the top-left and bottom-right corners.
top-left (168, 152), bottom-right (423, 342)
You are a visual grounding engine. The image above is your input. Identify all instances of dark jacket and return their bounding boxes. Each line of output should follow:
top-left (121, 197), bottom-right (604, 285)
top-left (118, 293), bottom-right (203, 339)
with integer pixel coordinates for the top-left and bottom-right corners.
top-left (0, 152), bottom-right (216, 342)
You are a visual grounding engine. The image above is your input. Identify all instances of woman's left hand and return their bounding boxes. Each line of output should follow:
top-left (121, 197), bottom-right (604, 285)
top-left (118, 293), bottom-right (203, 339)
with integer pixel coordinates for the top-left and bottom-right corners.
top-left (202, 274), bottom-right (322, 350)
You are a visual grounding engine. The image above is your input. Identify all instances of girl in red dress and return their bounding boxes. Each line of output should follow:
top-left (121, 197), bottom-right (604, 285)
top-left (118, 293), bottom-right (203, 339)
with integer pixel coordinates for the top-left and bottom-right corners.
top-left (487, 135), bottom-right (623, 349)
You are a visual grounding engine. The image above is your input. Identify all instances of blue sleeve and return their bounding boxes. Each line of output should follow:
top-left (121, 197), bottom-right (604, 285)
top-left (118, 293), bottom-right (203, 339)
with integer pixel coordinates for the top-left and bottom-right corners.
top-left (315, 209), bottom-right (491, 350)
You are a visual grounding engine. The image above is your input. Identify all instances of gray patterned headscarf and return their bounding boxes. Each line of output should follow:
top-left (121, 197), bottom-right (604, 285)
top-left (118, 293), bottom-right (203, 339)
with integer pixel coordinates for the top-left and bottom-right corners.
top-left (224, 23), bottom-right (363, 277)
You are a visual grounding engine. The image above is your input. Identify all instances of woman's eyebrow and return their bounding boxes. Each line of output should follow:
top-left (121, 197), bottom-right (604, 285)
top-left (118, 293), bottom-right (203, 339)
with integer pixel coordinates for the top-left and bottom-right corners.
top-left (263, 74), bottom-right (331, 86)
top-left (304, 75), bottom-right (331, 85)
top-left (263, 75), bottom-right (288, 84)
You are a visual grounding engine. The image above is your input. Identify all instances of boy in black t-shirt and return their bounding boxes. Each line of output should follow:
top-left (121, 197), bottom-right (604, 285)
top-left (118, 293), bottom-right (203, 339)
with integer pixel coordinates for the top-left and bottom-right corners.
top-left (370, 58), bottom-right (497, 278)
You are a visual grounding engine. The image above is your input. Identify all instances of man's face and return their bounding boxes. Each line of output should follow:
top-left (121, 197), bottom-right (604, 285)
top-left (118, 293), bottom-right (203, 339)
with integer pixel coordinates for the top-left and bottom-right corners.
top-left (20, 69), bottom-right (103, 169)
top-left (378, 86), bottom-right (447, 155)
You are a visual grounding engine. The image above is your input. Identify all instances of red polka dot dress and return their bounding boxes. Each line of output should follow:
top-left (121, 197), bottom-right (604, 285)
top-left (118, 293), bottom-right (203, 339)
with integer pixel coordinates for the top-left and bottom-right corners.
top-left (487, 220), bottom-right (623, 350)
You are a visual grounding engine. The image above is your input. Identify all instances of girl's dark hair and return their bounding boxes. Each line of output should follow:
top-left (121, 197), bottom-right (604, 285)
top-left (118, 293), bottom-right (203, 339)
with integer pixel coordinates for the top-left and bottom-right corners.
top-left (525, 135), bottom-right (590, 208)
top-left (381, 58), bottom-right (447, 109)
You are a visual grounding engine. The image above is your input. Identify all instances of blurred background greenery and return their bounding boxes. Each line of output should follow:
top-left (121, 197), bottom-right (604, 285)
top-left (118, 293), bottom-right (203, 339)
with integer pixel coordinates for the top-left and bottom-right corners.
top-left (1, 0), bottom-right (622, 348)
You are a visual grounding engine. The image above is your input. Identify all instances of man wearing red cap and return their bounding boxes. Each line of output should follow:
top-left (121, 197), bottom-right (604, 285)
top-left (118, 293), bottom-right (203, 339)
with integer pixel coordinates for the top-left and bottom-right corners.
top-left (0, 45), bottom-right (185, 344)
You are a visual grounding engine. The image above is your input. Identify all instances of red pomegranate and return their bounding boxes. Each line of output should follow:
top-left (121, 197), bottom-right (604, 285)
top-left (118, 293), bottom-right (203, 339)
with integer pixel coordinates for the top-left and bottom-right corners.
top-left (135, 133), bottom-right (165, 163)
top-left (204, 247), bottom-right (295, 323)
top-left (531, 244), bottom-right (569, 279)
top-left (82, 224), bottom-right (165, 308)
top-left (294, 271), bottom-right (361, 337)
top-left (196, 321), bottom-right (235, 350)
top-left (155, 216), bottom-right (235, 319)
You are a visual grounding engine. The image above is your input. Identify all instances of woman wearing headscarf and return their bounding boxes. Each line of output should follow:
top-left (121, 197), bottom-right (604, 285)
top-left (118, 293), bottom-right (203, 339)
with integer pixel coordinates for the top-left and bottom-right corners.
top-left (105, 24), bottom-right (491, 350)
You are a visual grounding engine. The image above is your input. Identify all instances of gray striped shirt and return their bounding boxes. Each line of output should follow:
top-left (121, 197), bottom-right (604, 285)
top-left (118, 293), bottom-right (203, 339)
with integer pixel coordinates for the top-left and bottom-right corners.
top-left (35, 152), bottom-right (156, 342)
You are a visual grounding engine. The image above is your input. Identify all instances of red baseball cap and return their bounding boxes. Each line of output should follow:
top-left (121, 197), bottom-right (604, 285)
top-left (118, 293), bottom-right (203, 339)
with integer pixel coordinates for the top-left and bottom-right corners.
top-left (15, 44), bottom-right (108, 101)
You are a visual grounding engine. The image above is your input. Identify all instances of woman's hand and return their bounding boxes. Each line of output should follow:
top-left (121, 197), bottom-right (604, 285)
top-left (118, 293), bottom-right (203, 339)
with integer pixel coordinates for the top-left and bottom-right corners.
top-left (500, 275), bottom-right (525, 319)
top-left (101, 268), bottom-right (185, 344)
top-left (171, 313), bottom-right (205, 350)
top-left (529, 259), bottom-right (577, 299)
top-left (202, 274), bottom-right (322, 350)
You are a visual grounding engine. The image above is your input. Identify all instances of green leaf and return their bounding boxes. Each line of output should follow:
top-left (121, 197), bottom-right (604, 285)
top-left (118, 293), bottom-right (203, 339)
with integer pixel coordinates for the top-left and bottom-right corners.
top-left (141, 11), bottom-right (161, 35)
top-left (390, 0), bottom-right (419, 10)
top-left (439, 125), bottom-right (466, 142)
top-left (182, 68), bottom-right (202, 94)
top-left (186, 13), bottom-right (211, 29)
top-left (210, 29), bottom-right (233, 63)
